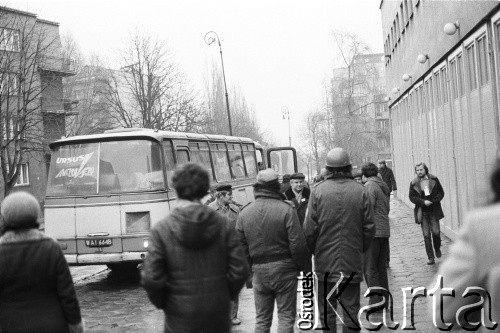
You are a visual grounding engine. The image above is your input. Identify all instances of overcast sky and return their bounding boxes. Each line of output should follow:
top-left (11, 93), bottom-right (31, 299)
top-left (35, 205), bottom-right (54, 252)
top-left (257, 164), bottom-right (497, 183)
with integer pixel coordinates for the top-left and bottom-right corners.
top-left (10, 0), bottom-right (383, 148)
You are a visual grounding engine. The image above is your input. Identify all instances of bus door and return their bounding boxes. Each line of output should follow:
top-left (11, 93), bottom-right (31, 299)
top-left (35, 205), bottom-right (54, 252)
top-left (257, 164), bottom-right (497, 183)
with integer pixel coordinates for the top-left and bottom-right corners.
top-left (267, 147), bottom-right (298, 178)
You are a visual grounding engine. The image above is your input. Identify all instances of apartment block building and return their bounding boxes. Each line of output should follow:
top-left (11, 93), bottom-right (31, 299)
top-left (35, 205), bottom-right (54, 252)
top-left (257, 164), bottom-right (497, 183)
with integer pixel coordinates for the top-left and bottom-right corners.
top-left (380, 0), bottom-right (500, 237)
top-left (0, 7), bottom-right (75, 202)
top-left (330, 53), bottom-right (390, 168)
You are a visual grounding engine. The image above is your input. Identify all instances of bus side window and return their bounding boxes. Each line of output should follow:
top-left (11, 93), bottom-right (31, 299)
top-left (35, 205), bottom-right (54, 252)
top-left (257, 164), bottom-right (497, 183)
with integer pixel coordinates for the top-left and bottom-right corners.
top-left (163, 140), bottom-right (176, 188)
top-left (189, 141), bottom-right (214, 180)
top-left (228, 143), bottom-right (245, 179)
top-left (210, 143), bottom-right (231, 182)
top-left (176, 149), bottom-right (189, 166)
top-left (243, 144), bottom-right (258, 177)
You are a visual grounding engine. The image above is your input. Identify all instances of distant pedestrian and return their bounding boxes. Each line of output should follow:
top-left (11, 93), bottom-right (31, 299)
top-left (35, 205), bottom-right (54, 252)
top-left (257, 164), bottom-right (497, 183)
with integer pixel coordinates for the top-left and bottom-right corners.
top-left (236, 169), bottom-right (310, 332)
top-left (304, 148), bottom-right (375, 332)
top-left (378, 160), bottom-right (396, 268)
top-left (207, 184), bottom-right (242, 326)
top-left (430, 158), bottom-right (500, 331)
top-left (141, 163), bottom-right (249, 333)
top-left (378, 160), bottom-right (397, 195)
top-left (280, 173), bottom-right (291, 193)
top-left (0, 191), bottom-right (83, 333)
top-left (362, 163), bottom-right (391, 307)
top-left (284, 172), bottom-right (310, 226)
top-left (409, 162), bottom-right (445, 265)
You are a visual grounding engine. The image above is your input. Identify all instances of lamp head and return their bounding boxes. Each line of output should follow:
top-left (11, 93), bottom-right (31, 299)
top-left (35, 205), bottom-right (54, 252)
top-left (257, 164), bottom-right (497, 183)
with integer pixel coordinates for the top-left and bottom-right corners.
top-left (384, 96), bottom-right (391, 102)
top-left (392, 87), bottom-right (400, 94)
top-left (444, 21), bottom-right (459, 35)
top-left (402, 74), bottom-right (412, 82)
top-left (417, 54), bottom-right (429, 64)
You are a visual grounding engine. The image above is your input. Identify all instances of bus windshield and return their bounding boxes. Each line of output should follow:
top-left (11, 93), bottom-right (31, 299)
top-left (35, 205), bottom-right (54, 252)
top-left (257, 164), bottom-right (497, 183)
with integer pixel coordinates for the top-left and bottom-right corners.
top-left (46, 139), bottom-right (164, 196)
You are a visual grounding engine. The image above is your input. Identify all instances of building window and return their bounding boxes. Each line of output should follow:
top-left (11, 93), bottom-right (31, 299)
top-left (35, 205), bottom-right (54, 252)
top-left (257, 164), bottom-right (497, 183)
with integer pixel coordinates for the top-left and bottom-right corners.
top-left (466, 43), bottom-right (477, 91)
top-left (377, 119), bottom-right (389, 130)
top-left (0, 73), bottom-right (19, 96)
top-left (0, 28), bottom-right (20, 52)
top-left (377, 137), bottom-right (388, 148)
top-left (14, 163), bottom-right (29, 186)
top-left (450, 59), bottom-right (458, 100)
top-left (477, 35), bottom-right (489, 86)
top-left (457, 53), bottom-right (465, 96)
top-left (435, 71), bottom-right (441, 106)
top-left (441, 67), bottom-right (448, 104)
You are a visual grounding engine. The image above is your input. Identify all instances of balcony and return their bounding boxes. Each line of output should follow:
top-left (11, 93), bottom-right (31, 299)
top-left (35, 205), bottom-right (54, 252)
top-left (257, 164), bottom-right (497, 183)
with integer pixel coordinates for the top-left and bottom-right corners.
top-left (38, 56), bottom-right (76, 76)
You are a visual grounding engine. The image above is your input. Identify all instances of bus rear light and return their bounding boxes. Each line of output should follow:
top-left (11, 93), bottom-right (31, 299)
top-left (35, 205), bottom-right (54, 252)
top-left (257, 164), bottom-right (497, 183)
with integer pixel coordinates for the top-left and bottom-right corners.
top-left (126, 211), bottom-right (151, 233)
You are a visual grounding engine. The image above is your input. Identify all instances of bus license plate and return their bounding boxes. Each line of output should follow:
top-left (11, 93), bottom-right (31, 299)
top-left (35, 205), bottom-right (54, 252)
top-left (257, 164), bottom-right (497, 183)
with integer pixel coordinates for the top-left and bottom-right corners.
top-left (85, 238), bottom-right (113, 247)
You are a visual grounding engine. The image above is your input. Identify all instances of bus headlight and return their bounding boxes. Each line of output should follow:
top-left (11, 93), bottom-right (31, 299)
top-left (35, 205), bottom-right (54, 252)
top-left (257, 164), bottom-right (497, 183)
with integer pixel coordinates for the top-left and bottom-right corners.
top-left (143, 239), bottom-right (149, 248)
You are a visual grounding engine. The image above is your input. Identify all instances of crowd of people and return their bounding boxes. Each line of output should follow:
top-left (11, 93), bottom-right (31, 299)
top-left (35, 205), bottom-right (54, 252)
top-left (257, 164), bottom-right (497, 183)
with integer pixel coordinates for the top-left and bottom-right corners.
top-left (1, 146), bottom-right (500, 332)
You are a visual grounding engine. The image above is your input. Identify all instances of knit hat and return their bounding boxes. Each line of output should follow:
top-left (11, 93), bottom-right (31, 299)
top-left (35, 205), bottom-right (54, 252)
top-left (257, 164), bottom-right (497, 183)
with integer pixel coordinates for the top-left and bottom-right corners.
top-left (1, 191), bottom-right (40, 231)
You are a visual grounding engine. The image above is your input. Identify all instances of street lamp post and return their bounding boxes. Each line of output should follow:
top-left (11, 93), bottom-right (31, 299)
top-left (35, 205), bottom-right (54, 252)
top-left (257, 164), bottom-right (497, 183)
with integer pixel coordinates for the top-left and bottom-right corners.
top-left (282, 107), bottom-right (291, 146)
top-left (205, 31), bottom-right (233, 136)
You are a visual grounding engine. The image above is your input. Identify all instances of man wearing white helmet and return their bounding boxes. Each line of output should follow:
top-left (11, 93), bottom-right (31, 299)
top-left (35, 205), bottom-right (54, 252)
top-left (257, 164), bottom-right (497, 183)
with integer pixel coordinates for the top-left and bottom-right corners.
top-left (304, 148), bottom-right (375, 332)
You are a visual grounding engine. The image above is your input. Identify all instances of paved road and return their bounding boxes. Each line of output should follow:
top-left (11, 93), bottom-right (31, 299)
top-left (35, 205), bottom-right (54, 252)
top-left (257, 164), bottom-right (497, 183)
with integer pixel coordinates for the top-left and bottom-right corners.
top-left (72, 197), bottom-right (456, 332)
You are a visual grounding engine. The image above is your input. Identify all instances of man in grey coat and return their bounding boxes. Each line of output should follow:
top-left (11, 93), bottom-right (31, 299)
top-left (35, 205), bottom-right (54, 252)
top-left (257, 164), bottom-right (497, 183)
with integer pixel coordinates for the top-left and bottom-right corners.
top-left (236, 168), bottom-right (310, 332)
top-left (304, 148), bottom-right (375, 332)
top-left (362, 162), bottom-right (391, 307)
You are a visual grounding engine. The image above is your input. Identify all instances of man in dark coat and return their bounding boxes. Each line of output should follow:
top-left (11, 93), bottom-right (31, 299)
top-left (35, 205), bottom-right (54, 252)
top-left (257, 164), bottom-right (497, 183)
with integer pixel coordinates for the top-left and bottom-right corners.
top-left (141, 163), bottom-right (249, 333)
top-left (208, 184), bottom-right (242, 326)
top-left (284, 172), bottom-right (310, 226)
top-left (304, 148), bottom-right (375, 332)
top-left (362, 163), bottom-right (391, 307)
top-left (378, 160), bottom-right (397, 195)
top-left (0, 192), bottom-right (83, 333)
top-left (236, 169), bottom-right (310, 332)
top-left (409, 162), bottom-right (445, 265)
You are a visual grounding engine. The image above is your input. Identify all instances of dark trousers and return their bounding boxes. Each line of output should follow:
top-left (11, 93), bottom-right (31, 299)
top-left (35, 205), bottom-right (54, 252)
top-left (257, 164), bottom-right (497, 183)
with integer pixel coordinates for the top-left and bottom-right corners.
top-left (316, 280), bottom-right (361, 332)
top-left (364, 238), bottom-right (390, 305)
top-left (421, 212), bottom-right (441, 259)
top-left (253, 278), bottom-right (297, 333)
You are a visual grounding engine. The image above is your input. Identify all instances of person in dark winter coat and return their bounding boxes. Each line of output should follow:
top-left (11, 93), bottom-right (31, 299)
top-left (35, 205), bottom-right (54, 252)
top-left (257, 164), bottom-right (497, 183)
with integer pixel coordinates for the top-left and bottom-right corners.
top-left (284, 172), bottom-right (310, 226)
top-left (0, 191), bottom-right (83, 333)
top-left (362, 163), bottom-right (391, 306)
top-left (409, 162), bottom-right (445, 265)
top-left (207, 184), bottom-right (243, 326)
top-left (236, 169), bottom-right (310, 332)
top-left (141, 163), bottom-right (249, 333)
top-left (280, 173), bottom-right (291, 193)
top-left (304, 148), bottom-right (375, 332)
top-left (378, 159), bottom-right (397, 195)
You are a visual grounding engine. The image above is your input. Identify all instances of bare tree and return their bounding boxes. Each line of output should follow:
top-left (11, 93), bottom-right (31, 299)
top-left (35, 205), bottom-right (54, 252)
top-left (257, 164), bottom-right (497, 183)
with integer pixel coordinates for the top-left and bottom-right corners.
top-left (202, 61), bottom-right (268, 144)
top-left (0, 9), bottom-right (62, 195)
top-left (105, 30), bottom-right (203, 131)
top-left (327, 30), bottom-right (383, 166)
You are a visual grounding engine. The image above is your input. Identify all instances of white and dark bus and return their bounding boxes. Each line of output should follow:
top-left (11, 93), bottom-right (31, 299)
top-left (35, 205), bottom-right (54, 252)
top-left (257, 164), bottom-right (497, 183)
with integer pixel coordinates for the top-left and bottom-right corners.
top-left (44, 128), bottom-right (296, 269)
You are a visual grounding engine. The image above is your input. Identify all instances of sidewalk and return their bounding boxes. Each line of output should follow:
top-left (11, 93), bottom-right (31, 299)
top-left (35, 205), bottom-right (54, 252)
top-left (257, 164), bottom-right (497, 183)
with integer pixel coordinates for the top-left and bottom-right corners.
top-left (231, 197), bottom-right (453, 332)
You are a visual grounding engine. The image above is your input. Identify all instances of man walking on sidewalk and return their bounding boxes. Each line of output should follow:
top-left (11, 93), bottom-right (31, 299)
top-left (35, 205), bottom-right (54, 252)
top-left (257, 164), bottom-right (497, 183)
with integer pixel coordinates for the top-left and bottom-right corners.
top-left (409, 162), bottom-right (445, 265)
top-left (304, 148), bottom-right (374, 332)
top-left (378, 159), bottom-right (396, 268)
top-left (236, 169), bottom-right (310, 332)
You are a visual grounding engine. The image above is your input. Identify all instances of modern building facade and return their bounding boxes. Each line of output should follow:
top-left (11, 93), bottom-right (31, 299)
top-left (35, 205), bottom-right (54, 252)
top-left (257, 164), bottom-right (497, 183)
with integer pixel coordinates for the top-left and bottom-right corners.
top-left (0, 7), bottom-right (75, 202)
top-left (380, 0), bottom-right (500, 238)
top-left (330, 53), bottom-right (391, 168)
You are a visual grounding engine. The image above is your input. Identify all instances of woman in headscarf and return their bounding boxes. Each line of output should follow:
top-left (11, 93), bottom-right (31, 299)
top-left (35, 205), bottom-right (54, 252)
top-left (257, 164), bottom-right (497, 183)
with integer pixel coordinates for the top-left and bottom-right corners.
top-left (0, 191), bottom-right (83, 333)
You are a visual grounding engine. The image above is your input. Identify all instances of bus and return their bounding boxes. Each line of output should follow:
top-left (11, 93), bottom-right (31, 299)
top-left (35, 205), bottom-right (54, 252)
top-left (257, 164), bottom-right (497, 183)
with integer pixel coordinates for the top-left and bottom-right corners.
top-left (44, 128), bottom-right (297, 269)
